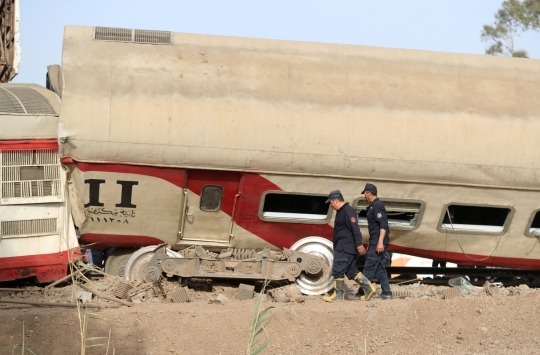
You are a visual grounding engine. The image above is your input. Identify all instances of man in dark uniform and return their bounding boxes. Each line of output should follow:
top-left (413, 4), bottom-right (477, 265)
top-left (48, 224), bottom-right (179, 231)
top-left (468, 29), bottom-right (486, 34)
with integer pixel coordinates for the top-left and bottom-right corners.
top-left (359, 183), bottom-right (392, 300)
top-left (323, 190), bottom-right (368, 302)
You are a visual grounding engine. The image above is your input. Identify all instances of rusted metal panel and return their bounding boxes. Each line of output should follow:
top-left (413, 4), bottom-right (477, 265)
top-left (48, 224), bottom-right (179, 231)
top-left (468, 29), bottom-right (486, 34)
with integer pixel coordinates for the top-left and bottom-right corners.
top-left (0, 0), bottom-right (20, 83)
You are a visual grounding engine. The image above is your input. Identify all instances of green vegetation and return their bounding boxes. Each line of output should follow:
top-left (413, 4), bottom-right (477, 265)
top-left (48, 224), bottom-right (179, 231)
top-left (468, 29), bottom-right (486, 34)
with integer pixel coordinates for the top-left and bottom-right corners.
top-left (482, 0), bottom-right (540, 57)
top-left (11, 321), bottom-right (36, 355)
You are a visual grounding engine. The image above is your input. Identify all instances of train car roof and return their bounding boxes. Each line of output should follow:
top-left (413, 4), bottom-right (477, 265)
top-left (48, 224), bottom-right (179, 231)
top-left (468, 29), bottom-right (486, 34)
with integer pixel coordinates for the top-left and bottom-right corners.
top-left (0, 83), bottom-right (60, 140)
top-left (60, 26), bottom-right (540, 189)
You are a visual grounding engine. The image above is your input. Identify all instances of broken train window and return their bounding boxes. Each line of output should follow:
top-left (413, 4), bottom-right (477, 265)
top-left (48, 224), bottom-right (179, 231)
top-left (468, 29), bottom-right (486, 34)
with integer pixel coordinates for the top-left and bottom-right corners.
top-left (439, 204), bottom-right (512, 235)
top-left (354, 199), bottom-right (424, 230)
top-left (259, 192), bottom-right (331, 223)
top-left (526, 210), bottom-right (540, 238)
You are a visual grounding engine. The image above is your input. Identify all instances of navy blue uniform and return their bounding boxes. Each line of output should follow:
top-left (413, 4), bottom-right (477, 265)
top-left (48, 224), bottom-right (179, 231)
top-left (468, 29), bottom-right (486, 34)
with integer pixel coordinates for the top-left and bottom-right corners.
top-left (363, 198), bottom-right (391, 294)
top-left (332, 203), bottom-right (363, 279)
top-left (366, 198), bottom-right (390, 246)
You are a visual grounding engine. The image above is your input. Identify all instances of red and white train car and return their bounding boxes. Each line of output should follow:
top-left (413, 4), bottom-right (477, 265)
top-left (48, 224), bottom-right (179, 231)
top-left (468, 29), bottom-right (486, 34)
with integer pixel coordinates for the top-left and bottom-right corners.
top-left (0, 84), bottom-right (80, 283)
top-left (15, 25), bottom-right (536, 292)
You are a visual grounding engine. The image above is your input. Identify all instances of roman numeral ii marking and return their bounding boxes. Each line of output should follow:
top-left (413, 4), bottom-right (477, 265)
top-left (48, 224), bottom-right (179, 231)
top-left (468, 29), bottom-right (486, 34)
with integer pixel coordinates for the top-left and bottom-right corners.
top-left (84, 179), bottom-right (138, 208)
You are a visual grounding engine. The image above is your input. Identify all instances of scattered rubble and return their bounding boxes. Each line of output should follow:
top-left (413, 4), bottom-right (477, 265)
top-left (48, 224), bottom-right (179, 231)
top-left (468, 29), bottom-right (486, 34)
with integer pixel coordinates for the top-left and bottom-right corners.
top-left (236, 283), bottom-right (255, 300)
top-left (443, 288), bottom-right (462, 300)
top-left (1, 276), bottom-right (539, 354)
top-left (267, 284), bottom-right (304, 303)
top-left (209, 294), bottom-right (229, 305)
top-left (167, 287), bottom-right (192, 303)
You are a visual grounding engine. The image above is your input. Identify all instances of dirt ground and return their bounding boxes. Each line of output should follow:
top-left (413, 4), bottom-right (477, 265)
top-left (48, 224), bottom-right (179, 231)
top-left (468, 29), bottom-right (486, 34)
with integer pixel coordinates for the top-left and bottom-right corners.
top-left (1, 278), bottom-right (540, 355)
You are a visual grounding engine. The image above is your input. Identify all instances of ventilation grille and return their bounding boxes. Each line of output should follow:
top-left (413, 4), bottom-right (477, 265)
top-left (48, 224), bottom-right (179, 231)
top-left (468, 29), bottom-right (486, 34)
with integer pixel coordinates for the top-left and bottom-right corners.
top-left (0, 87), bottom-right (57, 115)
top-left (2, 149), bottom-right (58, 166)
top-left (1, 149), bottom-right (62, 199)
top-left (134, 29), bottom-right (171, 44)
top-left (94, 27), bottom-right (172, 45)
top-left (0, 87), bottom-right (24, 113)
top-left (94, 26), bottom-right (132, 42)
top-left (0, 218), bottom-right (58, 237)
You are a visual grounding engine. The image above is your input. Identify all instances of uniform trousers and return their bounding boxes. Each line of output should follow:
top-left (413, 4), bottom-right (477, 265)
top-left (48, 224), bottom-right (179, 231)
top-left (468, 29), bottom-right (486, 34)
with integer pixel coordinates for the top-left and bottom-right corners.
top-left (362, 245), bottom-right (391, 293)
top-left (332, 251), bottom-right (359, 279)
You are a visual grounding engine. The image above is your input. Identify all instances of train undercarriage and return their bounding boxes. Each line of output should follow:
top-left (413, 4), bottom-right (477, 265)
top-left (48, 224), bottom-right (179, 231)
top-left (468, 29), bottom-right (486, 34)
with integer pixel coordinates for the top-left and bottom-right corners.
top-left (103, 237), bottom-right (335, 295)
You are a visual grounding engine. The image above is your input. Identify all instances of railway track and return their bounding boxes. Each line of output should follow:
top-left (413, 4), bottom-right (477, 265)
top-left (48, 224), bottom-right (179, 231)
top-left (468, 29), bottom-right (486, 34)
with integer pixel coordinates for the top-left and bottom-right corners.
top-left (375, 267), bottom-right (540, 287)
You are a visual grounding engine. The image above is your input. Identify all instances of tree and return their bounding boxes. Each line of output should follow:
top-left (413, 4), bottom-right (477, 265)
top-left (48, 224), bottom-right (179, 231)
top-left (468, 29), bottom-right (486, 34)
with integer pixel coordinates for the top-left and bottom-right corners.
top-left (522, 0), bottom-right (540, 29)
top-left (481, 0), bottom-right (530, 57)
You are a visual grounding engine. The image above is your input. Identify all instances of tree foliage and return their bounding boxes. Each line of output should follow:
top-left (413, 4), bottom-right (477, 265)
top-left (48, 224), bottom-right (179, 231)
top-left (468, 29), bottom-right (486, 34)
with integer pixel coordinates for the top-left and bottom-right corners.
top-left (523, 0), bottom-right (540, 29)
top-left (481, 0), bottom-right (540, 58)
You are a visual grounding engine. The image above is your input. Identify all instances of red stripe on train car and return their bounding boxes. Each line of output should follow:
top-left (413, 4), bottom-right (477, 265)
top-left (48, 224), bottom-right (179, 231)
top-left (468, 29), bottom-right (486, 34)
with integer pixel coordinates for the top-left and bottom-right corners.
top-left (236, 173), bottom-right (333, 248)
top-left (71, 161), bottom-right (187, 188)
top-left (0, 247), bottom-right (81, 283)
top-left (79, 234), bottom-right (165, 249)
top-left (0, 139), bottom-right (58, 150)
top-left (65, 161), bottom-right (540, 269)
top-left (67, 160), bottom-right (333, 250)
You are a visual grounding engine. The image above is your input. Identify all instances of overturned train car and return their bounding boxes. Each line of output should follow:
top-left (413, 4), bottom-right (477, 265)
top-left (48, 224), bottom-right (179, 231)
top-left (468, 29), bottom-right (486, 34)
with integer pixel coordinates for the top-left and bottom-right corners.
top-left (56, 26), bottom-right (540, 291)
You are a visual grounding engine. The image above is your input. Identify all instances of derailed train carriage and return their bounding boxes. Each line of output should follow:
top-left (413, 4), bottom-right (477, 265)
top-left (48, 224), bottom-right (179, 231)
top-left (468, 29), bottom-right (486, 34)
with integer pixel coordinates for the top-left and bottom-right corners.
top-left (0, 3), bottom-right (81, 283)
top-left (4, 24), bottom-right (540, 293)
top-left (54, 26), bottom-right (540, 293)
top-left (0, 83), bottom-right (79, 282)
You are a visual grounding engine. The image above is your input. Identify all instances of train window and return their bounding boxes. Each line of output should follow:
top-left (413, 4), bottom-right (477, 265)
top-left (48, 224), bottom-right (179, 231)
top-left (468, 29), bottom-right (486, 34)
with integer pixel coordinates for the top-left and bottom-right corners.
top-left (526, 210), bottom-right (540, 238)
top-left (439, 204), bottom-right (512, 235)
top-left (200, 185), bottom-right (223, 212)
top-left (259, 192), bottom-right (331, 223)
top-left (353, 199), bottom-right (424, 230)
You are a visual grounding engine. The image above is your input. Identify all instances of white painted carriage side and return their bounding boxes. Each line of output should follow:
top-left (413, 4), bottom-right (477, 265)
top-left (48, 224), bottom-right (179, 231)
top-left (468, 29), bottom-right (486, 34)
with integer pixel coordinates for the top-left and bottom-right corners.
top-left (0, 143), bottom-right (78, 260)
top-left (0, 234), bottom-right (60, 258)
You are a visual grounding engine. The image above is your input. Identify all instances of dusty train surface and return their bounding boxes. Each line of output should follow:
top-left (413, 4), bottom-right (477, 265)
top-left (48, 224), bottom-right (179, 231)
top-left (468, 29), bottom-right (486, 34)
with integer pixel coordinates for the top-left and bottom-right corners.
top-left (0, 84), bottom-right (79, 282)
top-left (56, 25), bottom-right (540, 274)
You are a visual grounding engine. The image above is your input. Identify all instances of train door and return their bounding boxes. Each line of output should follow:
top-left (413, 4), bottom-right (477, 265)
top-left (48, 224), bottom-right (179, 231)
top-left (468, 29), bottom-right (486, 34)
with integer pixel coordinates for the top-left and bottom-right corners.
top-left (179, 170), bottom-right (242, 247)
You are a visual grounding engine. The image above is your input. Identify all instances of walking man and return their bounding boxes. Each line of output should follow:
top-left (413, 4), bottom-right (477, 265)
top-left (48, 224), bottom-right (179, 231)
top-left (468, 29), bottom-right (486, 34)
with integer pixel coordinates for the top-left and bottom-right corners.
top-left (323, 190), bottom-right (368, 302)
top-left (359, 183), bottom-right (392, 300)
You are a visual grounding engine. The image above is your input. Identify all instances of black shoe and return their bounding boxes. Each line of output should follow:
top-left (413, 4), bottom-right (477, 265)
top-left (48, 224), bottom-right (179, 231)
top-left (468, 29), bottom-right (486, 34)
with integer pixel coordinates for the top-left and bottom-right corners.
top-left (381, 292), bottom-right (393, 300)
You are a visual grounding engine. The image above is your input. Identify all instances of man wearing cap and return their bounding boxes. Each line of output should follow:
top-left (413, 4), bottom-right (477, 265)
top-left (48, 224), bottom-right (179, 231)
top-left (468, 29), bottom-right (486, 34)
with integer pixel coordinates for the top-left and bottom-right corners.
top-left (358, 183), bottom-right (392, 300)
top-left (323, 190), bottom-right (368, 302)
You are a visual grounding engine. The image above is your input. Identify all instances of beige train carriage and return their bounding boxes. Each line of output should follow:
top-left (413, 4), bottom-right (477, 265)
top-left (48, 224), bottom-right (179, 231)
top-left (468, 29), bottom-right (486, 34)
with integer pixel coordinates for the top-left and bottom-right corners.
top-left (57, 26), bottom-right (540, 288)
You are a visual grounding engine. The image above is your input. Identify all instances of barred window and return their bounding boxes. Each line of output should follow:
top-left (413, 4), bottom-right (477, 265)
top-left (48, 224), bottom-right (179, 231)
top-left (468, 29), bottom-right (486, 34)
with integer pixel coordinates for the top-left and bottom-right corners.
top-left (1, 149), bottom-right (62, 201)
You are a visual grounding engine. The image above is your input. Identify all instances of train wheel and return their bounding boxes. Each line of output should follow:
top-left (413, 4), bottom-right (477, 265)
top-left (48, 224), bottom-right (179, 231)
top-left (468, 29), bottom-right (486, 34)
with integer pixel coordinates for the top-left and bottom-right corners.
top-left (124, 246), bottom-right (182, 283)
top-left (290, 236), bottom-right (334, 295)
top-left (104, 248), bottom-right (137, 277)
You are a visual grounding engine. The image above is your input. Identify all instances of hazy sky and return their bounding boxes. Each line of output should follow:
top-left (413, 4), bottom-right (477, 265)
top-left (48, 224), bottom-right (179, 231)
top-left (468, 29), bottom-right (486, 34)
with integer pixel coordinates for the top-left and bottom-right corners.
top-left (14, 0), bottom-right (540, 85)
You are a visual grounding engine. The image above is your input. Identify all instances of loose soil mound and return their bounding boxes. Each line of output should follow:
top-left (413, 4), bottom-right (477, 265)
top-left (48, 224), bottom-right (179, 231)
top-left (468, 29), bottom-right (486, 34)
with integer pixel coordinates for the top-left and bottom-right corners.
top-left (1, 280), bottom-right (539, 354)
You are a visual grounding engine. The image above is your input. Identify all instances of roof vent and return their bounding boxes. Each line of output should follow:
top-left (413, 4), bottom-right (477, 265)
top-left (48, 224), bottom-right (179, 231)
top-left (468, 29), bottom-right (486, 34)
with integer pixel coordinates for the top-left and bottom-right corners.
top-left (94, 26), bottom-right (131, 42)
top-left (0, 87), bottom-right (56, 115)
top-left (94, 26), bottom-right (172, 45)
top-left (0, 87), bottom-right (24, 114)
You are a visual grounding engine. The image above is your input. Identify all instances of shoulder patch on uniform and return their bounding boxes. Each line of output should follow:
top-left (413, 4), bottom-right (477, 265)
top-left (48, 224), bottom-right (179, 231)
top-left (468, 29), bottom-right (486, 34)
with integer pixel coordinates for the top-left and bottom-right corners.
top-left (377, 213), bottom-right (382, 218)
top-left (350, 216), bottom-right (356, 223)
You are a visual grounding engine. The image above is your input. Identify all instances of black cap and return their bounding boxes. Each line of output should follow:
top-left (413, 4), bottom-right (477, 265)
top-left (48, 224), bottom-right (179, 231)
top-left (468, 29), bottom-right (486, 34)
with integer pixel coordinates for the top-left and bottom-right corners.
top-left (325, 189), bottom-right (342, 203)
top-left (361, 183), bottom-right (377, 195)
